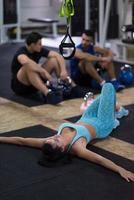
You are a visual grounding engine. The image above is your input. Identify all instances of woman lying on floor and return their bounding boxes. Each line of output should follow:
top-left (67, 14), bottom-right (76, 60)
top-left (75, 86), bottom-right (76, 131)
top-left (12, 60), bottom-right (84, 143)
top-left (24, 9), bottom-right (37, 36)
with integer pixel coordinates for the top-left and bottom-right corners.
top-left (0, 83), bottom-right (133, 182)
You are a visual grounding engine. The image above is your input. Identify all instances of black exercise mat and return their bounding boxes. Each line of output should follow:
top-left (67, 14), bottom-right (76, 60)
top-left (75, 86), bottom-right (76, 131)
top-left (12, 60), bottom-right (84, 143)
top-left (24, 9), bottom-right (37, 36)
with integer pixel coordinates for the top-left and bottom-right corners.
top-left (0, 125), bottom-right (133, 200)
top-left (0, 43), bottom-right (48, 107)
top-left (64, 104), bottom-right (134, 144)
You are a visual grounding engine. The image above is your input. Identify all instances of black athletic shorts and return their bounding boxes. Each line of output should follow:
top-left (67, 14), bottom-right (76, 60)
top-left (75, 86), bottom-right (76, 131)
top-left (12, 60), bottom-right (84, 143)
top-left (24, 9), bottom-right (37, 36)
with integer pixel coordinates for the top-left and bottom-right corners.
top-left (11, 77), bottom-right (38, 95)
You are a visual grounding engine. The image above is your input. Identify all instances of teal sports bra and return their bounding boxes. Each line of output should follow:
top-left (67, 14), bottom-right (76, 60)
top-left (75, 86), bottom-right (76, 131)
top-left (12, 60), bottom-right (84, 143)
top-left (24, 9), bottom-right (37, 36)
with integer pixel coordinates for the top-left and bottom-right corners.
top-left (57, 122), bottom-right (91, 151)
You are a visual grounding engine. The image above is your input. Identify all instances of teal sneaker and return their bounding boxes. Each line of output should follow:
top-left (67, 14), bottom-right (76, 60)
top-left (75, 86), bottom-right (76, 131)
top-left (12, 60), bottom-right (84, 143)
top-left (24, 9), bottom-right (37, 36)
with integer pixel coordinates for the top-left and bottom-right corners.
top-left (115, 106), bottom-right (129, 119)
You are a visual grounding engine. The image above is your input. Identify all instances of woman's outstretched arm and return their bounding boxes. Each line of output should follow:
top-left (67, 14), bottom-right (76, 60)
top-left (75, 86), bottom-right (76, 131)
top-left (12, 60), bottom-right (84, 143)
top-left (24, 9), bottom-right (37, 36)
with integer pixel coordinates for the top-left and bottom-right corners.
top-left (75, 147), bottom-right (134, 182)
top-left (0, 136), bottom-right (47, 148)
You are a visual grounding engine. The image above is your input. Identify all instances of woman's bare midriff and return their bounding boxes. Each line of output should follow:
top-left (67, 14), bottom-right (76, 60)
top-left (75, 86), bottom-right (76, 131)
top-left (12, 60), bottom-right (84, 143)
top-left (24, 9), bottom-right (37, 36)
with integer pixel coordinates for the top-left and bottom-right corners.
top-left (76, 122), bottom-right (96, 139)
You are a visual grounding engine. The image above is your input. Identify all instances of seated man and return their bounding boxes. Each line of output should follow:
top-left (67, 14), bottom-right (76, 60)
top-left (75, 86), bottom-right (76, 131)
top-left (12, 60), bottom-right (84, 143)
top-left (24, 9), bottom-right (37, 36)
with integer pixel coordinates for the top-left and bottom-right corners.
top-left (11, 32), bottom-right (82, 104)
top-left (70, 30), bottom-right (125, 91)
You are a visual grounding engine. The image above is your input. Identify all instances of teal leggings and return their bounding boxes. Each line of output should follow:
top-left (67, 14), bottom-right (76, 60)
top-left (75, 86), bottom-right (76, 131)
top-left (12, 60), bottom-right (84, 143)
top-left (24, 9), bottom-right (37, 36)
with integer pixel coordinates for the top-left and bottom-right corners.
top-left (78, 83), bottom-right (116, 138)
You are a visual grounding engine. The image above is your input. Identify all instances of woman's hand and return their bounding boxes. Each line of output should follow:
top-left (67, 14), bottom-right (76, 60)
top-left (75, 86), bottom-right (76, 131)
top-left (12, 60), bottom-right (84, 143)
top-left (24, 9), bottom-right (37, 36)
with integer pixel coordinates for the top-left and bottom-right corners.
top-left (118, 167), bottom-right (134, 182)
top-left (75, 147), bottom-right (134, 182)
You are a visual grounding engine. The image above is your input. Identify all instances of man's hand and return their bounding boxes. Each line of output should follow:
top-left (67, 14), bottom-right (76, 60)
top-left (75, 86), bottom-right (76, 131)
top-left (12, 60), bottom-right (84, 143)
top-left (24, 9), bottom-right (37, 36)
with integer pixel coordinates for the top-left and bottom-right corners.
top-left (102, 56), bottom-right (112, 62)
top-left (99, 56), bottom-right (112, 68)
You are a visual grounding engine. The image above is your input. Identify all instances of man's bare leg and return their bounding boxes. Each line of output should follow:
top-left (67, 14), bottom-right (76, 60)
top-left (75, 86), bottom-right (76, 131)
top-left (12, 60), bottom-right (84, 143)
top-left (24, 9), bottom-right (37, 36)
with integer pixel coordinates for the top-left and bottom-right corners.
top-left (17, 65), bottom-right (50, 95)
top-left (16, 64), bottom-right (63, 104)
top-left (79, 61), bottom-right (105, 85)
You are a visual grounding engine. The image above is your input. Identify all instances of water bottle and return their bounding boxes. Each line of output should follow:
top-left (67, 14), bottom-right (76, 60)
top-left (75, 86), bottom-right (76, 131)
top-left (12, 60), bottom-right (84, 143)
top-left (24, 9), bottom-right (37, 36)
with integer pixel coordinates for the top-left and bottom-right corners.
top-left (80, 92), bottom-right (94, 114)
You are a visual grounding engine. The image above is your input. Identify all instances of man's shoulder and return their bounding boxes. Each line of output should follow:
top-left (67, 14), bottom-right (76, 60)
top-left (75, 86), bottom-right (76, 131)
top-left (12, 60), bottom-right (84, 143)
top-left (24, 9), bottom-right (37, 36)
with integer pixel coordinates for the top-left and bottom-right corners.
top-left (12, 46), bottom-right (27, 59)
top-left (16, 46), bottom-right (27, 54)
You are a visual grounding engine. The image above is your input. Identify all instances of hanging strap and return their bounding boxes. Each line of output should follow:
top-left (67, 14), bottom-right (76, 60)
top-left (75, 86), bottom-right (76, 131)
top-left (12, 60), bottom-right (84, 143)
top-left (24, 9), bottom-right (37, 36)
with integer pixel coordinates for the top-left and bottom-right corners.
top-left (59, 26), bottom-right (75, 59)
top-left (59, 0), bottom-right (74, 17)
top-left (59, 0), bottom-right (74, 26)
top-left (59, 0), bottom-right (75, 59)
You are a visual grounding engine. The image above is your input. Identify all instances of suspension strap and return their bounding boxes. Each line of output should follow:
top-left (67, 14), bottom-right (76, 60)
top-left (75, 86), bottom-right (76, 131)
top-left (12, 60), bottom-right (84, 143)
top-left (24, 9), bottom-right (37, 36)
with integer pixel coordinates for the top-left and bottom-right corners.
top-left (59, 0), bottom-right (75, 59)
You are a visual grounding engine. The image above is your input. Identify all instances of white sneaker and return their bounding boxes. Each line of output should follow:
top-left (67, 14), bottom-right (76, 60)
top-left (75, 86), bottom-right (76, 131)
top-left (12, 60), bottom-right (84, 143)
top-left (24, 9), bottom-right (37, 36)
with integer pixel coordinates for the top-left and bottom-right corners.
top-left (113, 119), bottom-right (120, 129)
top-left (115, 106), bottom-right (129, 119)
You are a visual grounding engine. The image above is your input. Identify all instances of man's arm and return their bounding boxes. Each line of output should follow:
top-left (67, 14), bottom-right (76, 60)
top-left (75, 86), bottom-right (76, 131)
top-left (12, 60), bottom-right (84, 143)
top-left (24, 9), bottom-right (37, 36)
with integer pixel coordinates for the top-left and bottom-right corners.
top-left (18, 54), bottom-right (52, 81)
top-left (74, 147), bottom-right (134, 182)
top-left (74, 48), bottom-right (104, 62)
top-left (18, 54), bottom-right (37, 67)
top-left (95, 46), bottom-right (113, 60)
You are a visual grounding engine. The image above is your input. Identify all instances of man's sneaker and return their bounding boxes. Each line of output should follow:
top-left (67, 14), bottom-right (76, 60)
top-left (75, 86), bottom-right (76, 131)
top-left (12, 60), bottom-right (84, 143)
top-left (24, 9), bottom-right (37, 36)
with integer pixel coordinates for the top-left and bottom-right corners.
top-left (70, 85), bottom-right (90, 98)
top-left (46, 90), bottom-right (63, 105)
top-left (113, 119), bottom-right (120, 129)
top-left (58, 78), bottom-right (72, 98)
top-left (110, 80), bottom-right (125, 91)
top-left (46, 80), bottom-right (62, 92)
top-left (115, 106), bottom-right (129, 119)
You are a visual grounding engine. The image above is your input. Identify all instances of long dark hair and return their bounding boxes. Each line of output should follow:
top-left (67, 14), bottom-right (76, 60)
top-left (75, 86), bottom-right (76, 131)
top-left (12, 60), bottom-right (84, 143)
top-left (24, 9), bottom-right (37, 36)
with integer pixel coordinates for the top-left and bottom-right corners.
top-left (38, 143), bottom-right (72, 167)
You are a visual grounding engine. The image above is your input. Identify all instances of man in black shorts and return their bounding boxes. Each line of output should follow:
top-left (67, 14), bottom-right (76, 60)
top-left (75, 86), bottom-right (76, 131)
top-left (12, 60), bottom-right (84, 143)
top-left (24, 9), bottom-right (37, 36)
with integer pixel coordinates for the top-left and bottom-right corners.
top-left (11, 32), bottom-right (75, 104)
